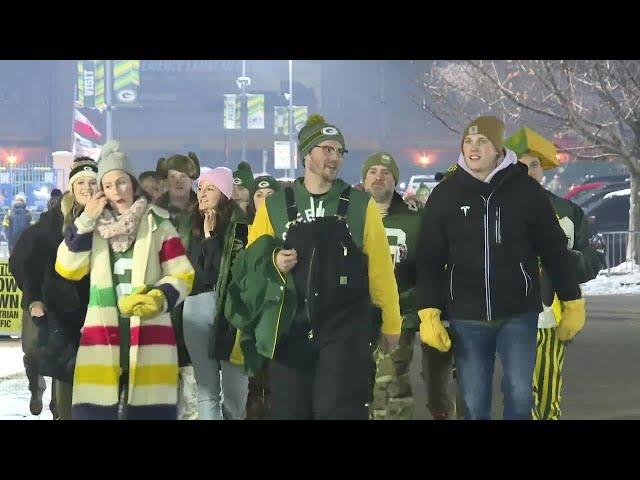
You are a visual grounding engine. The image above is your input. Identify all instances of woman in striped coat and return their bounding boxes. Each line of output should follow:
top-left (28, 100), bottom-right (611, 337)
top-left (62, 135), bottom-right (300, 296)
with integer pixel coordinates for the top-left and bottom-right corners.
top-left (55, 141), bottom-right (195, 420)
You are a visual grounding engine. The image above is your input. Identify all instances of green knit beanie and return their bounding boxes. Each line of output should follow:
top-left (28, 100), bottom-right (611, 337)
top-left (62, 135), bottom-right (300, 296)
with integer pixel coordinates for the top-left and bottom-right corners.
top-left (361, 152), bottom-right (399, 185)
top-left (250, 175), bottom-right (280, 200)
top-left (233, 162), bottom-right (254, 190)
top-left (298, 114), bottom-right (346, 166)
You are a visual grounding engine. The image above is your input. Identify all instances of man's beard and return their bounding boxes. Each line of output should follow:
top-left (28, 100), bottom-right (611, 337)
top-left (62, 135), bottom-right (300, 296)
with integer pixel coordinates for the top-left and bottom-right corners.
top-left (370, 185), bottom-right (392, 204)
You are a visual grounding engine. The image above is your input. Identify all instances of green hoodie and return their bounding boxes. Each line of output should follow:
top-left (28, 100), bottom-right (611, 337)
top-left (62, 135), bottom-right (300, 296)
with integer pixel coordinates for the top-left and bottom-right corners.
top-left (265, 177), bottom-right (370, 248)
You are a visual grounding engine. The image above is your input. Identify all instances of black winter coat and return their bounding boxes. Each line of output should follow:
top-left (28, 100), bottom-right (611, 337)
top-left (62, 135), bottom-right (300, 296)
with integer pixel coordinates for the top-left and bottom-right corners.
top-left (9, 204), bottom-right (89, 338)
top-left (416, 161), bottom-right (581, 322)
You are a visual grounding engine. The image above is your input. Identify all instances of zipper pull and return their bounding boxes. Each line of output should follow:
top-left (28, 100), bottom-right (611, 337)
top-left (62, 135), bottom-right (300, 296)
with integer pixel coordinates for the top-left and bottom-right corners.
top-left (341, 242), bottom-right (348, 257)
top-left (308, 329), bottom-right (314, 340)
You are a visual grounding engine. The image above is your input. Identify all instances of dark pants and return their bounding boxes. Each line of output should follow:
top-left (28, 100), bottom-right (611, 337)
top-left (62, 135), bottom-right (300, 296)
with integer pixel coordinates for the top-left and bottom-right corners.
top-left (269, 323), bottom-right (371, 420)
top-left (246, 362), bottom-right (271, 420)
top-left (420, 340), bottom-right (455, 418)
top-left (171, 305), bottom-right (192, 367)
top-left (450, 312), bottom-right (538, 420)
top-left (21, 310), bottom-right (56, 415)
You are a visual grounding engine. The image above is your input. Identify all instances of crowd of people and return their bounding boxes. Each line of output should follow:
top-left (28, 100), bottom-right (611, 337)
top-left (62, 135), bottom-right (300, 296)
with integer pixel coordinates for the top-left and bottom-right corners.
top-left (6, 113), bottom-right (603, 420)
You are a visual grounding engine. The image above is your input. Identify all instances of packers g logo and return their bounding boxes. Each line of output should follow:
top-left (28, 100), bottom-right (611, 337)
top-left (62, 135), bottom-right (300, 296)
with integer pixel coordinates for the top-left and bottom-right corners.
top-left (322, 127), bottom-right (338, 135)
top-left (233, 178), bottom-right (242, 185)
top-left (469, 125), bottom-right (478, 134)
top-left (381, 154), bottom-right (391, 164)
top-left (83, 166), bottom-right (94, 172)
top-left (258, 180), bottom-right (270, 188)
top-left (117, 89), bottom-right (137, 103)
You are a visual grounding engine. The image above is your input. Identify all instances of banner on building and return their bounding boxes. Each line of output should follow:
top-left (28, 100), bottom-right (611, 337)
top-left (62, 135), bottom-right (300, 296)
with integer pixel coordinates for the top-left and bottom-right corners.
top-left (0, 261), bottom-right (22, 337)
top-left (247, 94), bottom-right (265, 129)
top-left (224, 94), bottom-right (241, 129)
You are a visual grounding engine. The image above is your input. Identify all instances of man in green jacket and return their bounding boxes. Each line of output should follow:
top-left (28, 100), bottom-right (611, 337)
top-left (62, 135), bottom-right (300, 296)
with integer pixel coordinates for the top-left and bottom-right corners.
top-left (363, 152), bottom-right (455, 420)
top-left (234, 115), bottom-right (402, 419)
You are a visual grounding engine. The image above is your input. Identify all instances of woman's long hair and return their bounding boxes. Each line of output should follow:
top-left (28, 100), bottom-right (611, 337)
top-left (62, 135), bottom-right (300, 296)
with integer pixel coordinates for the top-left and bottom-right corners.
top-left (61, 191), bottom-right (86, 232)
top-left (191, 194), bottom-right (234, 240)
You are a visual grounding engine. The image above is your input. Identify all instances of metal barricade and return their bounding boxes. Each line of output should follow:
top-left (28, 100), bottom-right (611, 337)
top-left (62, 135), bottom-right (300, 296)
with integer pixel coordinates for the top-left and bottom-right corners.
top-left (600, 231), bottom-right (640, 275)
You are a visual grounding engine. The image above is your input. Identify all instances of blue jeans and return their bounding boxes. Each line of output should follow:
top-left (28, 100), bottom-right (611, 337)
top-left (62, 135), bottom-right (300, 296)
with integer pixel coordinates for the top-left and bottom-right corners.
top-left (183, 292), bottom-right (248, 420)
top-left (450, 312), bottom-right (538, 420)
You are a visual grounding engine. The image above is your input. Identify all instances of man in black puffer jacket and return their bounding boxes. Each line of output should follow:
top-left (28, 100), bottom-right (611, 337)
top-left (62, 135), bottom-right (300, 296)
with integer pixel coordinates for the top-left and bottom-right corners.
top-left (416, 116), bottom-right (585, 420)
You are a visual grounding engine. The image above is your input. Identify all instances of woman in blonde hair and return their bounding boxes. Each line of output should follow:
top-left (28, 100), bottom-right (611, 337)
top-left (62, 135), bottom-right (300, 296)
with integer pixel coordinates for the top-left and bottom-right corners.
top-left (9, 157), bottom-right (98, 419)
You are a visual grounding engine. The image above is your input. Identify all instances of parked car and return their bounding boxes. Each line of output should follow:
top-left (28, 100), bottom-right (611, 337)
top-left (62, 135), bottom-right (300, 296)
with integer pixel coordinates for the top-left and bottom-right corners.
top-left (581, 174), bottom-right (629, 185)
top-left (584, 188), bottom-right (630, 267)
top-left (404, 174), bottom-right (439, 196)
top-left (565, 175), bottom-right (629, 202)
top-left (573, 182), bottom-right (631, 208)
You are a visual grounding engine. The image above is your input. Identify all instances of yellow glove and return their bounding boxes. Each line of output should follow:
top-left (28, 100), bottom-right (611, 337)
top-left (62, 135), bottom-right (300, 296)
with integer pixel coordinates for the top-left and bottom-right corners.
top-left (418, 308), bottom-right (451, 352)
top-left (118, 288), bottom-right (166, 320)
top-left (557, 298), bottom-right (585, 341)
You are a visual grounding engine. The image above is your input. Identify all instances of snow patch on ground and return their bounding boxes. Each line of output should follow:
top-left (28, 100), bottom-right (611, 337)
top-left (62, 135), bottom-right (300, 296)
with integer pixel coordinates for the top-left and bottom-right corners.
top-left (582, 262), bottom-right (640, 296)
top-left (0, 343), bottom-right (25, 378)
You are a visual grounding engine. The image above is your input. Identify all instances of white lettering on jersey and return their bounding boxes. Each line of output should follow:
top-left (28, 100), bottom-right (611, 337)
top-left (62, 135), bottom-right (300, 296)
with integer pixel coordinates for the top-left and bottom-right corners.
top-left (385, 227), bottom-right (407, 266)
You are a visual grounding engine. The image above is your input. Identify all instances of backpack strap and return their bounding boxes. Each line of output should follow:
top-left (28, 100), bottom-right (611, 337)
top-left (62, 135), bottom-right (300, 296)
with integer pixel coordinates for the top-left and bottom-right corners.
top-left (336, 186), bottom-right (351, 220)
top-left (285, 186), bottom-right (298, 223)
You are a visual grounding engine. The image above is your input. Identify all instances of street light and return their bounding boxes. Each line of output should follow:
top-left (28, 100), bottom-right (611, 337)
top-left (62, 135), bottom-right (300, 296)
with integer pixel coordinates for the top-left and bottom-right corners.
top-left (7, 154), bottom-right (17, 165)
top-left (288, 60), bottom-right (295, 179)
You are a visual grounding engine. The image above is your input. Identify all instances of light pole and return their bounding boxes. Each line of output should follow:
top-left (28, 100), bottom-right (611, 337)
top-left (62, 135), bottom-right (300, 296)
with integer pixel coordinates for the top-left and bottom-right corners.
top-left (288, 60), bottom-right (295, 179)
top-left (237, 60), bottom-right (251, 165)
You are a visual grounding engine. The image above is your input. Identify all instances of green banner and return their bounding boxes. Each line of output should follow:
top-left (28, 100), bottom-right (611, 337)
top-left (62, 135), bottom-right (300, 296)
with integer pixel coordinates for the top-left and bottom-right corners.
top-left (247, 94), bottom-right (265, 129)
top-left (113, 60), bottom-right (141, 105)
top-left (94, 61), bottom-right (106, 110)
top-left (76, 60), bottom-right (97, 108)
top-left (274, 106), bottom-right (308, 135)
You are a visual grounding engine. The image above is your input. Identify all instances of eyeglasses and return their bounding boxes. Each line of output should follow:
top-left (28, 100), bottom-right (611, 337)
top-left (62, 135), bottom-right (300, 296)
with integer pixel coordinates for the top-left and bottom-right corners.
top-left (313, 145), bottom-right (348, 158)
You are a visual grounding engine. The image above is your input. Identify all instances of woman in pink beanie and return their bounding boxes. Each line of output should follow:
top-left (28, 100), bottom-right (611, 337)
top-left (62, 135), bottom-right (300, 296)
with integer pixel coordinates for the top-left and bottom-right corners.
top-left (180, 165), bottom-right (249, 420)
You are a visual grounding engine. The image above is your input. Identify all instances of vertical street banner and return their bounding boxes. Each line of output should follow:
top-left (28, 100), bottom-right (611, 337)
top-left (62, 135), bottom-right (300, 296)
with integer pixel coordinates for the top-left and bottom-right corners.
top-left (224, 94), bottom-right (241, 129)
top-left (247, 94), bottom-right (265, 129)
top-left (293, 106), bottom-right (308, 133)
top-left (274, 106), bottom-right (308, 135)
top-left (76, 60), bottom-right (96, 108)
top-left (112, 60), bottom-right (141, 105)
top-left (274, 106), bottom-right (287, 135)
top-left (76, 61), bottom-right (106, 110)
top-left (94, 61), bottom-right (106, 110)
top-left (0, 260), bottom-right (23, 336)
top-left (274, 140), bottom-right (298, 170)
